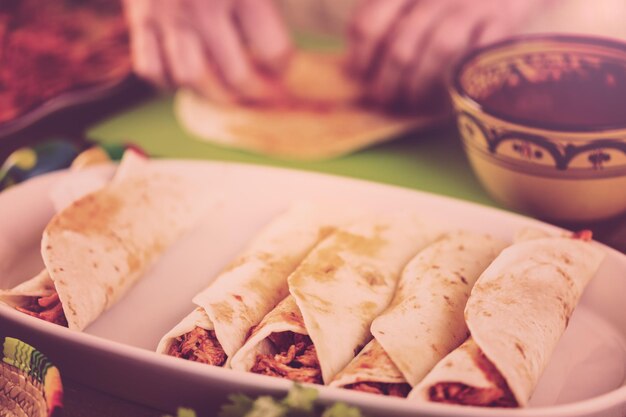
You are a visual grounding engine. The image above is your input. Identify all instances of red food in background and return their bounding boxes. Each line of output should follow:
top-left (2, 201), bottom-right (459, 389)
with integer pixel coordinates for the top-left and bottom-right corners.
top-left (0, 0), bottom-right (131, 124)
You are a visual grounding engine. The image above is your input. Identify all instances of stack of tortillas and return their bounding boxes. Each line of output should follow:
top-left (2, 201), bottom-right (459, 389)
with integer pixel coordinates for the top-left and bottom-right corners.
top-left (175, 52), bottom-right (443, 160)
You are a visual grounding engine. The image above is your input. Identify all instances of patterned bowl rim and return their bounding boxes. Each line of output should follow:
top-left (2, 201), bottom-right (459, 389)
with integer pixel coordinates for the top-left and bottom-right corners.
top-left (451, 33), bottom-right (626, 133)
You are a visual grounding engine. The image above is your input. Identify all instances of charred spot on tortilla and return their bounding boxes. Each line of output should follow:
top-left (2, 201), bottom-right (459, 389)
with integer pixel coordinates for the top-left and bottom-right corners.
top-left (167, 327), bottom-right (227, 366)
top-left (48, 192), bottom-right (123, 236)
top-left (359, 301), bottom-right (378, 315)
top-left (291, 247), bottom-right (345, 284)
top-left (334, 230), bottom-right (387, 258)
top-left (318, 226), bottom-right (336, 240)
top-left (211, 301), bottom-right (235, 324)
top-left (514, 342), bottom-right (527, 359)
top-left (360, 268), bottom-right (386, 286)
top-left (250, 331), bottom-right (322, 384)
top-left (346, 382), bottom-right (411, 398)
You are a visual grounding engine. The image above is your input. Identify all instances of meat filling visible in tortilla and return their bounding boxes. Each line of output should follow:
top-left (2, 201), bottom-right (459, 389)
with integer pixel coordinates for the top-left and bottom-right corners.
top-left (250, 331), bottom-right (322, 384)
top-left (167, 327), bottom-right (227, 366)
top-left (429, 349), bottom-right (517, 407)
top-left (346, 382), bottom-right (411, 397)
top-left (15, 291), bottom-right (68, 327)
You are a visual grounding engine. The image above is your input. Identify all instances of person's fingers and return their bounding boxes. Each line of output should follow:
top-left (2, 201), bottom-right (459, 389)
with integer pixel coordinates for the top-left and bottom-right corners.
top-left (367, 0), bottom-right (452, 105)
top-left (122, 0), bottom-right (168, 87)
top-left (190, 0), bottom-right (280, 102)
top-left (348, 0), bottom-right (411, 77)
top-left (160, 22), bottom-right (235, 104)
top-left (235, 0), bottom-right (293, 74)
top-left (403, 6), bottom-right (482, 107)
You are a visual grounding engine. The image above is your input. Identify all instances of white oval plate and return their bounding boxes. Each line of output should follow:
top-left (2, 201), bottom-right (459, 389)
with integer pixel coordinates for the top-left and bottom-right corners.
top-left (0, 160), bottom-right (624, 417)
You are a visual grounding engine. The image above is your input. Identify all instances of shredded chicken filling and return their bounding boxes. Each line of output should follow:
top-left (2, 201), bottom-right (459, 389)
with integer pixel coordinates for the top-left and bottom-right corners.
top-left (251, 332), bottom-right (322, 384)
top-left (167, 327), bottom-right (227, 366)
top-left (347, 381), bottom-right (411, 398)
top-left (429, 349), bottom-right (517, 407)
top-left (15, 291), bottom-right (68, 327)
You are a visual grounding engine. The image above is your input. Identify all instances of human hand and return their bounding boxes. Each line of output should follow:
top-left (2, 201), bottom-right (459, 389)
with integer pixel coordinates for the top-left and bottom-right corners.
top-left (349, 0), bottom-right (544, 111)
top-left (122, 0), bottom-right (293, 103)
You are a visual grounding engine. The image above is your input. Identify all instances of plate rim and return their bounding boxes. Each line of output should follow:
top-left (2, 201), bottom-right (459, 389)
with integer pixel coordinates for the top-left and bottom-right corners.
top-left (0, 159), bottom-right (625, 416)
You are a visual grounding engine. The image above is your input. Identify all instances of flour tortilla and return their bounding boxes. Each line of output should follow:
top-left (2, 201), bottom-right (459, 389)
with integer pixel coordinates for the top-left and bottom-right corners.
top-left (229, 295), bottom-right (308, 372)
top-left (175, 52), bottom-right (443, 160)
top-left (231, 211), bottom-right (442, 383)
top-left (1, 165), bottom-right (206, 331)
top-left (330, 339), bottom-right (406, 388)
top-left (156, 202), bottom-right (350, 362)
top-left (410, 236), bottom-right (605, 406)
top-left (331, 231), bottom-right (507, 390)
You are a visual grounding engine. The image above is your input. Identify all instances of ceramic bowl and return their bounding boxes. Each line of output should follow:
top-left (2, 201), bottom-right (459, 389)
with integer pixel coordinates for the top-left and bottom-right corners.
top-left (450, 34), bottom-right (626, 222)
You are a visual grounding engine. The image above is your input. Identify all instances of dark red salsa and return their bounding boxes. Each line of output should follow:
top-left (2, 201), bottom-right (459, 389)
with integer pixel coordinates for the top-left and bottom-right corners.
top-left (479, 60), bottom-right (626, 129)
top-left (0, 0), bottom-right (130, 125)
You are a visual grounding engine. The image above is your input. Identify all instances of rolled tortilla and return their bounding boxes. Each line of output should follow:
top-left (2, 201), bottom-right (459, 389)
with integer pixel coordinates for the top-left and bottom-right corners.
top-left (330, 339), bottom-right (410, 397)
top-left (410, 235), bottom-right (605, 407)
top-left (231, 212), bottom-right (442, 384)
top-left (0, 169), bottom-right (206, 331)
top-left (157, 203), bottom-right (349, 366)
top-left (330, 231), bottom-right (507, 395)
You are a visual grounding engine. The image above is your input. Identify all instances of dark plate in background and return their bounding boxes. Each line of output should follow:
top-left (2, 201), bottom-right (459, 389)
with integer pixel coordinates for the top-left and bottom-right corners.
top-left (0, 74), bottom-right (154, 160)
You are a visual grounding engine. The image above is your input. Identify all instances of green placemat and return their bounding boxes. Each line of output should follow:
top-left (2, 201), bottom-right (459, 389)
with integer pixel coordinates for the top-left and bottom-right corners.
top-left (87, 95), bottom-right (496, 207)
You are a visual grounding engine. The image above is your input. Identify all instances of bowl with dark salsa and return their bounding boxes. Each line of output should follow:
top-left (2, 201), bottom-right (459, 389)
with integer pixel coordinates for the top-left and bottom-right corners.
top-left (451, 34), bottom-right (626, 222)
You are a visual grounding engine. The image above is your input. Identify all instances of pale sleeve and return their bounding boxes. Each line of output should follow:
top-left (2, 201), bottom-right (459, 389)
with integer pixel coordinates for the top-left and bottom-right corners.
top-left (275, 0), bottom-right (358, 37)
top-left (523, 0), bottom-right (626, 40)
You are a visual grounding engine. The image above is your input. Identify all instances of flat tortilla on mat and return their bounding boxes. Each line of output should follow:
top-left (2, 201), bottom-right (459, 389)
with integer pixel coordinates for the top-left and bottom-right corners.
top-left (330, 231), bottom-right (507, 395)
top-left (410, 235), bottom-right (605, 407)
top-left (175, 52), bottom-right (443, 160)
top-left (231, 211), bottom-right (442, 384)
top-left (157, 202), bottom-right (351, 366)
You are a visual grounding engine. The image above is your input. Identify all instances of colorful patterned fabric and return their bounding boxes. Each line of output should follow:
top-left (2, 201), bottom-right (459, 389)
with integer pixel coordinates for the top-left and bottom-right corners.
top-left (0, 140), bottom-right (144, 192)
top-left (1, 337), bottom-right (63, 417)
